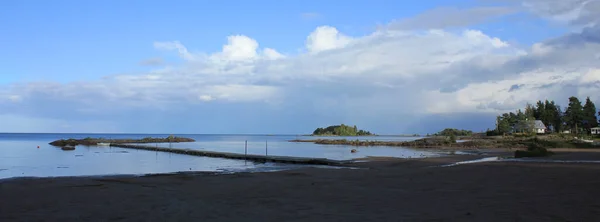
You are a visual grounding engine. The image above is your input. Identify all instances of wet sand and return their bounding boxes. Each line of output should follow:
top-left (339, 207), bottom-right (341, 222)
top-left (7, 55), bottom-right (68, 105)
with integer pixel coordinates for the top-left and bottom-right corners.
top-left (2, 153), bottom-right (600, 221)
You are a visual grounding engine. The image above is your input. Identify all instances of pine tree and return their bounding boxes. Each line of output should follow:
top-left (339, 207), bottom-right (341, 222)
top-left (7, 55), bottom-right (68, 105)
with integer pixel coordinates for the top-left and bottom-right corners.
top-left (535, 100), bottom-right (545, 120)
top-left (545, 101), bottom-right (562, 133)
top-left (564, 96), bottom-right (584, 134)
top-left (583, 97), bottom-right (598, 133)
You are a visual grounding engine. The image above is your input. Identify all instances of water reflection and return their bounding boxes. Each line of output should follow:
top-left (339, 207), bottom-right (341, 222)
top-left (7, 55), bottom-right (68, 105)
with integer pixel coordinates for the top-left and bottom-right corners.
top-left (0, 140), bottom-right (275, 179)
top-left (0, 134), bottom-right (440, 179)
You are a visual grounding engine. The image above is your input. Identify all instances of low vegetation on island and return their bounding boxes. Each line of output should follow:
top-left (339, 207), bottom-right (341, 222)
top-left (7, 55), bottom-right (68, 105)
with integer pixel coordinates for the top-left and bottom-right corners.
top-left (49, 135), bottom-right (195, 147)
top-left (433, 128), bottom-right (473, 137)
top-left (311, 124), bottom-right (374, 136)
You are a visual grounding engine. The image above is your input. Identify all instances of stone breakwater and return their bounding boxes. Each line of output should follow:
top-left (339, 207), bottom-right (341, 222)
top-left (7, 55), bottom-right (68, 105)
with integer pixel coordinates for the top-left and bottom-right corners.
top-left (49, 137), bottom-right (196, 146)
top-left (110, 144), bottom-right (352, 166)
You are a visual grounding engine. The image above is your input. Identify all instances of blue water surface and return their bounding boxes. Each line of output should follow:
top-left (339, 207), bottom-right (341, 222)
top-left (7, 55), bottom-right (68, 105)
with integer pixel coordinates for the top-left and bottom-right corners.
top-left (0, 133), bottom-right (439, 179)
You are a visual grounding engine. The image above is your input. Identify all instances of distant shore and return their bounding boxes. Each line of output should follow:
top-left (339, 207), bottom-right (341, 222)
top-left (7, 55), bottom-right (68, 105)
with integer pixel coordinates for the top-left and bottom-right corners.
top-left (49, 136), bottom-right (195, 146)
top-left (2, 152), bottom-right (600, 221)
top-left (290, 136), bottom-right (600, 149)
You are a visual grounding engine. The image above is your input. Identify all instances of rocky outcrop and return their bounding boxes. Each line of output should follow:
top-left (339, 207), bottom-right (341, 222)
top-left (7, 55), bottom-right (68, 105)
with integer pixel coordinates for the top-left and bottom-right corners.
top-left (49, 136), bottom-right (195, 146)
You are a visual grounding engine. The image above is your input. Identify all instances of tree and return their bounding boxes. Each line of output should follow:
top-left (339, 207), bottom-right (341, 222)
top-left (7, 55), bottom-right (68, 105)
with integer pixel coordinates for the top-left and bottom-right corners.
top-left (583, 97), bottom-right (598, 133)
top-left (436, 128), bottom-right (473, 136)
top-left (534, 100), bottom-right (545, 120)
top-left (546, 101), bottom-right (563, 133)
top-left (564, 96), bottom-right (584, 134)
top-left (496, 115), bottom-right (511, 134)
top-left (524, 103), bottom-right (536, 119)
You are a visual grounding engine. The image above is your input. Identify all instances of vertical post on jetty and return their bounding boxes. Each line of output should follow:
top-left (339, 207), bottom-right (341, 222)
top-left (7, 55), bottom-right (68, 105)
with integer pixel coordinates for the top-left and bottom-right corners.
top-left (244, 140), bottom-right (248, 165)
top-left (265, 140), bottom-right (268, 156)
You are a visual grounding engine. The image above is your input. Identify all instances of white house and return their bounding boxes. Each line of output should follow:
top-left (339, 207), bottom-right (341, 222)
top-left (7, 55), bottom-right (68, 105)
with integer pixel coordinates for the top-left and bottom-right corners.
top-left (512, 120), bottom-right (546, 134)
top-left (592, 127), bottom-right (600, 135)
top-left (533, 120), bottom-right (546, 134)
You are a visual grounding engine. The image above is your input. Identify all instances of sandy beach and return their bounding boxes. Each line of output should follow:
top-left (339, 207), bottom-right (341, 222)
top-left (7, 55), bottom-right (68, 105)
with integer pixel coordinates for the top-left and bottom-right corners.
top-left (2, 152), bottom-right (600, 221)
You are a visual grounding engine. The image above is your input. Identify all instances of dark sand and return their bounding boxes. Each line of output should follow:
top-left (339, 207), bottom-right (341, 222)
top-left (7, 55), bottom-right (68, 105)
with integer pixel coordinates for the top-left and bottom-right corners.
top-left (2, 152), bottom-right (600, 221)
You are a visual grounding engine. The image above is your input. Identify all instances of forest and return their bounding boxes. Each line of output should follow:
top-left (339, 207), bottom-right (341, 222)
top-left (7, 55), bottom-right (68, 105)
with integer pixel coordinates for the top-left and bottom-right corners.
top-left (489, 96), bottom-right (599, 135)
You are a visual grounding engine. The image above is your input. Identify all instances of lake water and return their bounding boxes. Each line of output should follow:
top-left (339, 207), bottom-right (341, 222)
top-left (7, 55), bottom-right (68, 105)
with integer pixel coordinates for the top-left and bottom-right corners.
top-left (140, 135), bottom-right (438, 160)
top-left (0, 133), bottom-right (441, 179)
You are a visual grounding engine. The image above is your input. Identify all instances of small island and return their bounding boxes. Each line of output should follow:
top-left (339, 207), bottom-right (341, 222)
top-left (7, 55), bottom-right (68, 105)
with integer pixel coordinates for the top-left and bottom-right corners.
top-left (49, 135), bottom-right (195, 147)
top-left (311, 124), bottom-right (374, 136)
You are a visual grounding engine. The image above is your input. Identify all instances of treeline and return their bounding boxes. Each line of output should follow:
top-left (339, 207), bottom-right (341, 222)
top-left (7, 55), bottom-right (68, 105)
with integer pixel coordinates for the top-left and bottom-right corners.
top-left (434, 128), bottom-right (473, 136)
top-left (490, 96), bottom-right (599, 135)
top-left (312, 124), bottom-right (374, 136)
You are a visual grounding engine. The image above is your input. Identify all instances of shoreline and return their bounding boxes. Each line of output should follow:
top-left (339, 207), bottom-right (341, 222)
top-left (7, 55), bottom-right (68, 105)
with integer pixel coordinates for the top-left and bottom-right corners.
top-left (2, 148), bottom-right (594, 182)
top-left (3, 152), bottom-right (600, 221)
top-left (0, 147), bottom-right (593, 182)
top-left (290, 136), bottom-right (600, 149)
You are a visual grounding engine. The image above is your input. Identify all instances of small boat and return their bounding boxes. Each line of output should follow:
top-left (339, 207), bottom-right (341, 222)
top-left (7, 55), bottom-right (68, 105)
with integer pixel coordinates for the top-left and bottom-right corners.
top-left (61, 145), bottom-right (76, 151)
top-left (97, 142), bottom-right (111, 146)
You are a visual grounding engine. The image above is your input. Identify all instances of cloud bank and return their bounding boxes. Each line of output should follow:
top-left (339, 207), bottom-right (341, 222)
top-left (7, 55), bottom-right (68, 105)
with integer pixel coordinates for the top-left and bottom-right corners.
top-left (1, 0), bottom-right (599, 133)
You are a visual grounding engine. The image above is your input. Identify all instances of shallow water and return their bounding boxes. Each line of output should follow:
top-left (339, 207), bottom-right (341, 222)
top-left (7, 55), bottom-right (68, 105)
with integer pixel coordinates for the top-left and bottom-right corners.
top-left (0, 133), bottom-right (439, 179)
top-left (132, 135), bottom-right (439, 160)
top-left (0, 140), bottom-right (286, 179)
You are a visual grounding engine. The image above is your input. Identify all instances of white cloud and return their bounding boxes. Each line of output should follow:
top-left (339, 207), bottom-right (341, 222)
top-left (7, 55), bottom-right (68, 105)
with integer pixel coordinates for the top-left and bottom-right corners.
top-left (463, 30), bottom-right (509, 48)
top-left (4, 25), bottom-right (596, 117)
top-left (219, 35), bottom-right (259, 61)
top-left (263, 48), bottom-right (285, 60)
top-left (154, 41), bottom-right (199, 61)
top-left (305, 26), bottom-right (353, 53)
top-left (531, 43), bottom-right (553, 55)
top-left (198, 95), bottom-right (214, 102)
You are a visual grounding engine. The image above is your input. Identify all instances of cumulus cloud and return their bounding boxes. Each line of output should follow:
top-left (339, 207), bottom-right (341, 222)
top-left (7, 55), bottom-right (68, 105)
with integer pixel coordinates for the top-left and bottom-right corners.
top-left (2, 0), bottom-right (600, 133)
top-left (305, 26), bottom-right (353, 53)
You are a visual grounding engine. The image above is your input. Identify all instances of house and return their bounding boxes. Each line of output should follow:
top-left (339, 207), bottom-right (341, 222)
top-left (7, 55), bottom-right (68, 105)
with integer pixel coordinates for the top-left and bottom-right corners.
top-left (533, 120), bottom-right (547, 134)
top-left (592, 127), bottom-right (600, 135)
top-left (512, 120), bottom-right (546, 134)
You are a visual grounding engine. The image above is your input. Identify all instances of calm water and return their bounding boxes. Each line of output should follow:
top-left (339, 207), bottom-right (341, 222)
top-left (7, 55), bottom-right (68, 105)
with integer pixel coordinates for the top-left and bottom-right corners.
top-left (140, 135), bottom-right (438, 160)
top-left (0, 133), bottom-right (440, 179)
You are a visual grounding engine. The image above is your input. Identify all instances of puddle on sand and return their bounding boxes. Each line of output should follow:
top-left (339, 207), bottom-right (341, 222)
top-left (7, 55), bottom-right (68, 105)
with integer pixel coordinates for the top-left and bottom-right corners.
top-left (439, 157), bottom-right (501, 167)
top-left (439, 157), bottom-right (600, 167)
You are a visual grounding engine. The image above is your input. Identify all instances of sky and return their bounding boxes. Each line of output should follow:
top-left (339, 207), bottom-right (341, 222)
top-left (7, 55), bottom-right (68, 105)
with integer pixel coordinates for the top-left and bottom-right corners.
top-left (1, 0), bottom-right (599, 134)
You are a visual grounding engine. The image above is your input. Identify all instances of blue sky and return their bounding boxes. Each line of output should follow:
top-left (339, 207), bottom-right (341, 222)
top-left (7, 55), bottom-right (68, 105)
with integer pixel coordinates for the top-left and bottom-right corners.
top-left (1, 0), bottom-right (599, 134)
